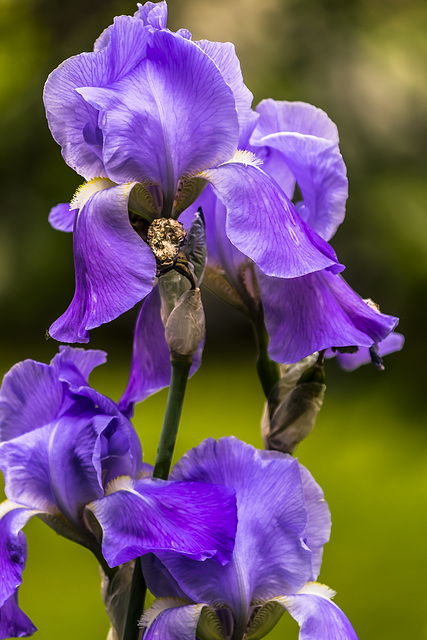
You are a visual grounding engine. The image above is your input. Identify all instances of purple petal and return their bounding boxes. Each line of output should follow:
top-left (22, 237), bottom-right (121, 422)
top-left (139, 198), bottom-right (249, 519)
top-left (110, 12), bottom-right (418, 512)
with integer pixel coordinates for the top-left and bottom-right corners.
top-left (0, 506), bottom-right (37, 606)
top-left (254, 100), bottom-right (340, 145)
top-left (326, 331), bottom-right (405, 371)
top-left (49, 183), bottom-right (156, 343)
top-left (48, 202), bottom-right (76, 232)
top-left (0, 590), bottom-right (37, 639)
top-left (186, 185), bottom-right (222, 269)
top-left (0, 425), bottom-right (57, 512)
top-left (157, 438), bottom-right (314, 617)
top-left (47, 412), bottom-right (111, 525)
top-left (143, 603), bottom-right (203, 640)
top-left (43, 16), bottom-right (150, 179)
top-left (278, 584), bottom-right (359, 640)
top-left (51, 345), bottom-right (107, 389)
top-left (88, 477), bottom-right (237, 567)
top-left (134, 1), bottom-right (168, 29)
top-left (251, 100), bottom-right (348, 240)
top-left (78, 30), bottom-right (239, 207)
top-left (298, 466), bottom-right (331, 581)
top-left (141, 554), bottom-right (189, 600)
top-left (258, 268), bottom-right (399, 363)
top-left (202, 162), bottom-right (343, 278)
top-left (0, 359), bottom-right (63, 442)
top-left (195, 39), bottom-right (253, 135)
top-left (119, 287), bottom-right (204, 415)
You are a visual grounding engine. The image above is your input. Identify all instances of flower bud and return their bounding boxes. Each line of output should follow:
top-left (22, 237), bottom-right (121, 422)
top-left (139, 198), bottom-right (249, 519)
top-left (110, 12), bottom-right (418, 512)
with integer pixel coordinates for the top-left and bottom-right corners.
top-left (262, 355), bottom-right (326, 454)
top-left (165, 288), bottom-right (206, 360)
top-left (101, 561), bottom-right (135, 640)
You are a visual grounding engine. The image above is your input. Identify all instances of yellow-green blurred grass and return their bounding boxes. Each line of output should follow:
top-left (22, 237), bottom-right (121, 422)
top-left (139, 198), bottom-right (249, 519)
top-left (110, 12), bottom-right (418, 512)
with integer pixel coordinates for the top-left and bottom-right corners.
top-left (2, 354), bottom-right (426, 639)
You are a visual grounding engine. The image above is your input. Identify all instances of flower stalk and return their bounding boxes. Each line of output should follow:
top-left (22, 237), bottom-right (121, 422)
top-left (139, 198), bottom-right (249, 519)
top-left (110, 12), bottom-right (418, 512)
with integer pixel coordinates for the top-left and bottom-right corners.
top-left (123, 358), bottom-right (192, 640)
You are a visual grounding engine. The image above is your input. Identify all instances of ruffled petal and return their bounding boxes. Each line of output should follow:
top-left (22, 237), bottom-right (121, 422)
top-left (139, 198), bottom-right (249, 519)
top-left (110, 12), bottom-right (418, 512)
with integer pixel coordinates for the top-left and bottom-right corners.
top-left (251, 100), bottom-right (348, 241)
top-left (134, 1), bottom-right (168, 29)
top-left (201, 162), bottom-right (343, 278)
top-left (119, 287), bottom-right (204, 415)
top-left (258, 268), bottom-right (399, 363)
top-left (0, 590), bottom-right (37, 639)
top-left (143, 601), bottom-right (204, 640)
top-left (43, 15), bottom-right (150, 179)
top-left (254, 100), bottom-right (339, 145)
top-left (51, 345), bottom-right (107, 389)
top-left (0, 359), bottom-right (64, 442)
top-left (49, 183), bottom-right (156, 343)
top-left (78, 30), bottom-right (239, 207)
top-left (326, 331), bottom-right (405, 371)
top-left (0, 505), bottom-right (39, 606)
top-left (48, 202), bottom-right (77, 232)
top-left (195, 39), bottom-right (253, 136)
top-left (157, 438), bottom-right (313, 619)
top-left (0, 425), bottom-right (58, 512)
top-left (47, 411), bottom-right (111, 525)
top-left (88, 476), bottom-right (236, 567)
top-left (298, 466), bottom-right (331, 581)
top-left (276, 583), bottom-right (359, 640)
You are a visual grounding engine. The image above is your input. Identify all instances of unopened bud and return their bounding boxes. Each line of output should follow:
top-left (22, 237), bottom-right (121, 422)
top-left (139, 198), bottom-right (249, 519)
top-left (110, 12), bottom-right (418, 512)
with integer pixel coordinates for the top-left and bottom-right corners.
top-left (262, 355), bottom-right (326, 454)
top-left (164, 288), bottom-right (205, 360)
top-left (101, 561), bottom-right (135, 640)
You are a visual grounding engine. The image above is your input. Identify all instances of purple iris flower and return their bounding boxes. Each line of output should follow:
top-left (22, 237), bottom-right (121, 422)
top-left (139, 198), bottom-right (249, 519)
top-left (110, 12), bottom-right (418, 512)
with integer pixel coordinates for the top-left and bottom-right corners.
top-left (195, 100), bottom-right (398, 364)
top-left (0, 347), bottom-right (236, 637)
top-left (141, 437), bottom-right (358, 640)
top-left (44, 1), bottom-right (342, 344)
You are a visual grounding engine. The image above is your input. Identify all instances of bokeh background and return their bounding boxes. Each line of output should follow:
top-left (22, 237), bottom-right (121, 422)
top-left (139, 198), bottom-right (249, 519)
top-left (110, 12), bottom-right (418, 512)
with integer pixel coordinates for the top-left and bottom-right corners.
top-left (1, 0), bottom-right (426, 638)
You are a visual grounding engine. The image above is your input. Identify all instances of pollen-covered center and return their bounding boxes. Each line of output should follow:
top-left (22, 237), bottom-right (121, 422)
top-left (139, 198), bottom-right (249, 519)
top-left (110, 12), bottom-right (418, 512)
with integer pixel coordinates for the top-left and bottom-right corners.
top-left (147, 218), bottom-right (187, 267)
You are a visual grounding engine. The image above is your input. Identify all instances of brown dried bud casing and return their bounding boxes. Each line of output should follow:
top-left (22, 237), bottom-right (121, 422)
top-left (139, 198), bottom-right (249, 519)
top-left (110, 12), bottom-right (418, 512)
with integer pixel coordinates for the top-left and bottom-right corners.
top-left (147, 218), bottom-right (187, 267)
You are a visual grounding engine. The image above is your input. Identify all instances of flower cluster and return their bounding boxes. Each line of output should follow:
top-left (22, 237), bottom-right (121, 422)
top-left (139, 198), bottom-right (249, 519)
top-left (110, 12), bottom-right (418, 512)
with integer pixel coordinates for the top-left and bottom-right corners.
top-left (0, 1), bottom-right (402, 638)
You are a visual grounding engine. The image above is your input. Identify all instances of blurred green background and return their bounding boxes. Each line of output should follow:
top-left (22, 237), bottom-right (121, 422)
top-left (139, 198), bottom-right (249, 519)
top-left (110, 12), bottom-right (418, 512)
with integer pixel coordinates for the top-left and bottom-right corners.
top-left (0, 0), bottom-right (426, 638)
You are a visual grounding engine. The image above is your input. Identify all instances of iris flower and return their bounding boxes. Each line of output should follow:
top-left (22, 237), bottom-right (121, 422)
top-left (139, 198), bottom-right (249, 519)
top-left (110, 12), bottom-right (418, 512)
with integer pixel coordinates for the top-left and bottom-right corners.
top-left (44, 1), bottom-right (342, 344)
top-left (0, 347), bottom-right (236, 637)
top-left (193, 99), bottom-right (399, 365)
top-left (142, 437), bottom-right (358, 640)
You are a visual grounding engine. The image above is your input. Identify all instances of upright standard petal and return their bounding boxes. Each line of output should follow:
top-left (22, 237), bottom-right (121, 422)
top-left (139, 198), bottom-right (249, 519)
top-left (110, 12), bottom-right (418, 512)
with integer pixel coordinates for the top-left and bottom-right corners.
top-left (134, 1), bottom-right (168, 29)
top-left (43, 16), bottom-right (150, 179)
top-left (201, 162), bottom-right (343, 278)
top-left (49, 183), bottom-right (156, 343)
top-left (154, 438), bottom-right (314, 624)
top-left (258, 268), bottom-right (399, 363)
top-left (47, 411), bottom-right (111, 526)
top-left (251, 100), bottom-right (348, 241)
top-left (78, 30), bottom-right (239, 207)
top-left (195, 39), bottom-right (254, 136)
top-left (51, 345), bottom-right (107, 389)
top-left (298, 466), bottom-right (331, 581)
top-left (275, 583), bottom-right (359, 640)
top-left (0, 425), bottom-right (58, 512)
top-left (119, 287), bottom-right (204, 415)
top-left (88, 477), bottom-right (236, 567)
top-left (0, 359), bottom-right (63, 442)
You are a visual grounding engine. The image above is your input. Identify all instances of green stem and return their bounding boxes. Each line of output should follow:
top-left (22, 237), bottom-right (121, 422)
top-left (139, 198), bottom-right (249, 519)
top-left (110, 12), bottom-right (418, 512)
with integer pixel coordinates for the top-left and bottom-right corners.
top-left (253, 319), bottom-right (280, 399)
top-left (122, 358), bottom-right (192, 640)
top-left (152, 359), bottom-right (192, 480)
